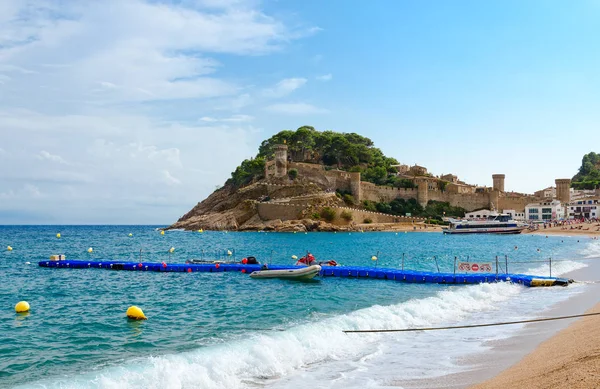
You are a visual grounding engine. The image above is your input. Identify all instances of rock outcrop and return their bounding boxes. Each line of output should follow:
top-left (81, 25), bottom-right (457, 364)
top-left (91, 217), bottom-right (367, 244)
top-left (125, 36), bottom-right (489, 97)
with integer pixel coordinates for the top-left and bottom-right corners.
top-left (168, 176), bottom-right (348, 231)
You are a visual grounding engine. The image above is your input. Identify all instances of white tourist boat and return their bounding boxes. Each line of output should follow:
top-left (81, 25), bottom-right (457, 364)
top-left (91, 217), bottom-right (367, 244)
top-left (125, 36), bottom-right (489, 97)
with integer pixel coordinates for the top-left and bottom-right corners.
top-left (443, 214), bottom-right (528, 234)
top-left (249, 265), bottom-right (322, 280)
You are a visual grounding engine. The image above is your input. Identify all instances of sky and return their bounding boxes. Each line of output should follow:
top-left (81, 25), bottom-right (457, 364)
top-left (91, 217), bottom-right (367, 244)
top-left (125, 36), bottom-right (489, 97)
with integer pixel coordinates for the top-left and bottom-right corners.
top-left (1, 0), bottom-right (599, 224)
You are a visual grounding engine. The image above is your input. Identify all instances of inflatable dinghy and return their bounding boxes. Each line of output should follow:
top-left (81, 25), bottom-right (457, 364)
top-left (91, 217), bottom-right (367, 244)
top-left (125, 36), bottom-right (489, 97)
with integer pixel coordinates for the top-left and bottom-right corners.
top-left (250, 265), bottom-right (321, 280)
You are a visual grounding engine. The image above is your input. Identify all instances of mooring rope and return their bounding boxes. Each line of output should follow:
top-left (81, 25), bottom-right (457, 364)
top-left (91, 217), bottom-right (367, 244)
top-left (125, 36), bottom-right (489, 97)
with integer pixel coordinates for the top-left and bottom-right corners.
top-left (343, 312), bottom-right (600, 333)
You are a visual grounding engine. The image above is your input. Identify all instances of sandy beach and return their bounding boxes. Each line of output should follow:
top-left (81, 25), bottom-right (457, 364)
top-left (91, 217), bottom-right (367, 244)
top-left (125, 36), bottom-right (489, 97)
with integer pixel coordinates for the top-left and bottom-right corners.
top-left (528, 223), bottom-right (600, 238)
top-left (471, 303), bottom-right (600, 388)
top-left (468, 252), bottom-right (600, 389)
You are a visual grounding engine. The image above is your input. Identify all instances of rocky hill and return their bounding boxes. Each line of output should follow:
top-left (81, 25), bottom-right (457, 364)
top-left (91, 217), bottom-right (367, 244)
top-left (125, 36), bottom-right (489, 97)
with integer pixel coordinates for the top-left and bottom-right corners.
top-left (169, 176), bottom-right (348, 232)
top-left (169, 127), bottom-right (426, 232)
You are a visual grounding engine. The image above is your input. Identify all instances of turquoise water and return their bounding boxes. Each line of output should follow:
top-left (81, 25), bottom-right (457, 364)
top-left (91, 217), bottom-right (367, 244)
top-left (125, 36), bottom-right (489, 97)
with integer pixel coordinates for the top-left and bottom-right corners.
top-left (0, 226), bottom-right (595, 388)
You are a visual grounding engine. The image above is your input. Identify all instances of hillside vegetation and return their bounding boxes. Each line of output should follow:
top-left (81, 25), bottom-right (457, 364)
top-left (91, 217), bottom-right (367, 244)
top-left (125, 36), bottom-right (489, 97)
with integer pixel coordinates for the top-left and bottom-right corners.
top-left (572, 152), bottom-right (600, 190)
top-left (228, 126), bottom-right (402, 187)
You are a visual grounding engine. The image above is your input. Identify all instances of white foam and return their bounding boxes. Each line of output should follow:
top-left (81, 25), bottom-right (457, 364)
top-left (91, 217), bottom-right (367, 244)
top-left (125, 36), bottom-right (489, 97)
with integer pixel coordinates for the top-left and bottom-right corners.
top-left (578, 239), bottom-right (600, 259)
top-left (24, 282), bottom-right (529, 389)
top-left (525, 259), bottom-right (587, 277)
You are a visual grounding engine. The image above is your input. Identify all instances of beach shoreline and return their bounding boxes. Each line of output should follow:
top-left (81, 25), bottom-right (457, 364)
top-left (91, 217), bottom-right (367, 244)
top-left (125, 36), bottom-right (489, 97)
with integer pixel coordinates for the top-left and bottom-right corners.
top-left (391, 249), bottom-right (600, 389)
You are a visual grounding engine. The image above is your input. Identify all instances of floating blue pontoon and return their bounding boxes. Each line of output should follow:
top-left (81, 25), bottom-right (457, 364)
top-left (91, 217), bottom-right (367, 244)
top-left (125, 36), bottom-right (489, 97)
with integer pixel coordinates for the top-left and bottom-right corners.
top-left (38, 260), bottom-right (571, 287)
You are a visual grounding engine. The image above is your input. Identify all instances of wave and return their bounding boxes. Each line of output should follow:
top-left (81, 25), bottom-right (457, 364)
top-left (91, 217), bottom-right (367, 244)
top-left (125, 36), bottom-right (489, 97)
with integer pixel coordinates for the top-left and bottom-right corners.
top-left (578, 239), bottom-right (600, 259)
top-left (525, 259), bottom-right (587, 277)
top-left (22, 283), bottom-right (525, 389)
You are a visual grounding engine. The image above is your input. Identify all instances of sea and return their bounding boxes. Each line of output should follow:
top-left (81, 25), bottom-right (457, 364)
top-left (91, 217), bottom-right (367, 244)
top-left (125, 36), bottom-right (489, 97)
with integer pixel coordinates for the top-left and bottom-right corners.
top-left (1, 225), bottom-right (599, 389)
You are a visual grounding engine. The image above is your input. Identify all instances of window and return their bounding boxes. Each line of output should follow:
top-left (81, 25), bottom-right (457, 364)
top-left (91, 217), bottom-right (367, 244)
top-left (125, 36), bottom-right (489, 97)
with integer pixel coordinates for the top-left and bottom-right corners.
top-left (529, 208), bottom-right (539, 213)
top-left (529, 215), bottom-right (539, 220)
top-left (542, 214), bottom-right (552, 220)
top-left (542, 208), bottom-right (552, 213)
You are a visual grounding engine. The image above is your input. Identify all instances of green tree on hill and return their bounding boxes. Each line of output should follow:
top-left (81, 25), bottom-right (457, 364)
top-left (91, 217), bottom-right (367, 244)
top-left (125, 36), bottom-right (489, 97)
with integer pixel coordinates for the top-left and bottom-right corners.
top-left (232, 126), bottom-right (400, 187)
top-left (572, 152), bottom-right (600, 190)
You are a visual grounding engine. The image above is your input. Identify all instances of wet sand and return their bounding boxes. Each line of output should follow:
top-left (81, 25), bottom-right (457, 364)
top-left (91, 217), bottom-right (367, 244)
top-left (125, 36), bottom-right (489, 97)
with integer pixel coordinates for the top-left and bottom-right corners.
top-left (471, 303), bottom-right (600, 388)
top-left (469, 259), bottom-right (600, 389)
top-left (392, 253), bottom-right (600, 389)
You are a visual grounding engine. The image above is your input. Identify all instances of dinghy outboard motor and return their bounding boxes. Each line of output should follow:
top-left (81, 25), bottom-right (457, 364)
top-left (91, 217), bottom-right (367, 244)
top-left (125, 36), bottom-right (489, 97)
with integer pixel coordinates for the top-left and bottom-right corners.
top-left (246, 256), bottom-right (259, 264)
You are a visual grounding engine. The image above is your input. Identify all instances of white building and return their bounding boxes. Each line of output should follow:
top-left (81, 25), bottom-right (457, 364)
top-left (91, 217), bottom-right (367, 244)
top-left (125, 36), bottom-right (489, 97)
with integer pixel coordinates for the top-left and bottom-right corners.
top-left (465, 209), bottom-right (525, 221)
top-left (525, 200), bottom-right (564, 222)
top-left (502, 209), bottom-right (526, 221)
top-left (568, 198), bottom-right (599, 219)
top-left (465, 209), bottom-right (494, 220)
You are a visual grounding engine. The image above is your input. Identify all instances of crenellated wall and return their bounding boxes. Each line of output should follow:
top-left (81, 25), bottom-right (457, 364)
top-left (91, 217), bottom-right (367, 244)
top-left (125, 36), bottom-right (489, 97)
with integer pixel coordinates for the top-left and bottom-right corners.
top-left (265, 149), bottom-right (559, 215)
top-left (427, 191), bottom-right (491, 211)
top-left (257, 202), bottom-right (423, 224)
top-left (360, 182), bottom-right (418, 202)
top-left (498, 196), bottom-right (538, 213)
top-left (330, 207), bottom-right (422, 225)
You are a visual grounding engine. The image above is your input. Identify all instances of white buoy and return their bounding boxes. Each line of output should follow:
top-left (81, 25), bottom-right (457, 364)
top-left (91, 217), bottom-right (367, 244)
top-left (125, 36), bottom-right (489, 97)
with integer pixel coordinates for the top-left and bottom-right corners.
top-left (169, 247), bottom-right (175, 253)
top-left (25, 261), bottom-right (31, 265)
top-left (227, 250), bottom-right (232, 256)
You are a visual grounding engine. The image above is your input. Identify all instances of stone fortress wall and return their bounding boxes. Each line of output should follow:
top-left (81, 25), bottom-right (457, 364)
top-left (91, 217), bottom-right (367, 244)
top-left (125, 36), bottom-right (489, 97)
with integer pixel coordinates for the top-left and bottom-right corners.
top-left (264, 144), bottom-right (572, 215)
top-left (257, 202), bottom-right (423, 224)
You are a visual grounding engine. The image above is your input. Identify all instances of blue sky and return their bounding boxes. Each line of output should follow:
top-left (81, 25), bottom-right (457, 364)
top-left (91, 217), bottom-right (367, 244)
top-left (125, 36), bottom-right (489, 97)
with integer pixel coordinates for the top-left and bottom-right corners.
top-left (1, 0), bottom-right (599, 224)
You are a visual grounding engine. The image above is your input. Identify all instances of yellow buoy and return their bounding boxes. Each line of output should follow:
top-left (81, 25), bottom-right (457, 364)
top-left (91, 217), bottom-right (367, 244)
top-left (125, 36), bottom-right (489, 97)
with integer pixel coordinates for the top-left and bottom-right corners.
top-left (15, 301), bottom-right (30, 313)
top-left (198, 229), bottom-right (203, 233)
top-left (227, 250), bottom-right (232, 256)
top-left (169, 247), bottom-right (175, 253)
top-left (371, 256), bottom-right (378, 261)
top-left (56, 233), bottom-right (61, 238)
top-left (88, 247), bottom-right (93, 253)
top-left (126, 306), bottom-right (147, 320)
top-left (160, 230), bottom-right (165, 235)
top-left (7, 246), bottom-right (12, 251)
top-left (128, 233), bottom-right (133, 237)
top-left (291, 255), bottom-right (298, 260)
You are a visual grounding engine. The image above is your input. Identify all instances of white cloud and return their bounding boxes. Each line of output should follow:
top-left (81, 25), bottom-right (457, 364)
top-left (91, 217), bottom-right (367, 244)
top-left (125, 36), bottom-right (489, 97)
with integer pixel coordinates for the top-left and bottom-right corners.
top-left (161, 169), bottom-right (182, 186)
top-left (24, 184), bottom-right (42, 198)
top-left (0, 109), bottom-right (258, 223)
top-left (37, 151), bottom-right (67, 164)
top-left (0, 184), bottom-right (42, 200)
top-left (316, 73), bottom-right (332, 81)
top-left (129, 143), bottom-right (182, 168)
top-left (265, 102), bottom-right (329, 115)
top-left (0, 1), bottom-right (319, 105)
top-left (200, 114), bottom-right (254, 123)
top-left (262, 77), bottom-right (307, 98)
top-left (0, 0), bottom-right (319, 223)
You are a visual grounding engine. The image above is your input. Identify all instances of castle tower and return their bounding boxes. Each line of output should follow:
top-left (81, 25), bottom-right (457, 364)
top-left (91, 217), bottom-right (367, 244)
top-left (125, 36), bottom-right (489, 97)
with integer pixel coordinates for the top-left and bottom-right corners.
top-left (349, 171), bottom-right (362, 202)
top-left (492, 174), bottom-right (505, 192)
top-left (416, 178), bottom-right (429, 208)
top-left (274, 144), bottom-right (288, 178)
top-left (555, 178), bottom-right (571, 204)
